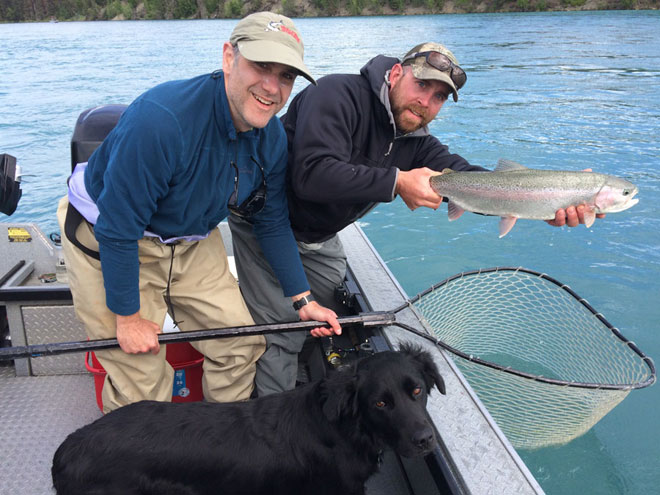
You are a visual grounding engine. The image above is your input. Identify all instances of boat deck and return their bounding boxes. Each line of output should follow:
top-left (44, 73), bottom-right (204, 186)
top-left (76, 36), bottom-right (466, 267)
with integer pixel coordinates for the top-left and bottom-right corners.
top-left (0, 222), bottom-right (544, 495)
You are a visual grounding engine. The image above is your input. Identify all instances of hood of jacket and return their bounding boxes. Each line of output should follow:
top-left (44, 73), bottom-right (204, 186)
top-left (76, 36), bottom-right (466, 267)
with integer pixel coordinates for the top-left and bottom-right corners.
top-left (360, 55), bottom-right (431, 140)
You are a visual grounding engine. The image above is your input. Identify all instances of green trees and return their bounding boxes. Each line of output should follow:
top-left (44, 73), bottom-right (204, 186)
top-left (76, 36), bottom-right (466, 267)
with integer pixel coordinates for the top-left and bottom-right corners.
top-left (224, 0), bottom-right (243, 17)
top-left (0, 0), bottom-right (656, 22)
top-left (144, 0), bottom-right (166, 18)
top-left (105, 0), bottom-right (134, 18)
top-left (175, 0), bottom-right (198, 17)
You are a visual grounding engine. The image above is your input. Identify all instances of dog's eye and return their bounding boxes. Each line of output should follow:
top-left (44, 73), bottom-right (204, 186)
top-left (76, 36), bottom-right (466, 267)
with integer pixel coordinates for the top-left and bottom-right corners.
top-left (375, 400), bottom-right (386, 408)
top-left (412, 387), bottom-right (422, 397)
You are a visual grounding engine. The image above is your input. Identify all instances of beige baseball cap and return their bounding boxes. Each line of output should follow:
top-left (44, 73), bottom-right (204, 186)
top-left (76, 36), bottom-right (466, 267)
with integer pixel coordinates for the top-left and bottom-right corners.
top-left (402, 42), bottom-right (465, 102)
top-left (230, 12), bottom-right (316, 85)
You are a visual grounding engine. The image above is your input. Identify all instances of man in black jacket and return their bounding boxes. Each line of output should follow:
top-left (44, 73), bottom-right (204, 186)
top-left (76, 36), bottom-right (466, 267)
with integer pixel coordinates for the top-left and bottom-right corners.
top-left (229, 42), bottom-right (594, 396)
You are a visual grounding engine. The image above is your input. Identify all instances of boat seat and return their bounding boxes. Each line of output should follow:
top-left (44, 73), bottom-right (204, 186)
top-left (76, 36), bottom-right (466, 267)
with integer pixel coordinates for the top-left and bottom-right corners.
top-left (70, 104), bottom-right (127, 172)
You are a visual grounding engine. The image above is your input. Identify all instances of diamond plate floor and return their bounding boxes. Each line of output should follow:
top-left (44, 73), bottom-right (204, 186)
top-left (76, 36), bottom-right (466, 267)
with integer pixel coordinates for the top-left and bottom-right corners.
top-left (0, 373), bottom-right (101, 495)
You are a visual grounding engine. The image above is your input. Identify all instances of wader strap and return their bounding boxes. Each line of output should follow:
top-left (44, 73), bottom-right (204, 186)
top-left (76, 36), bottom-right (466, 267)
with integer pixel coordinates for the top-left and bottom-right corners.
top-left (64, 202), bottom-right (101, 260)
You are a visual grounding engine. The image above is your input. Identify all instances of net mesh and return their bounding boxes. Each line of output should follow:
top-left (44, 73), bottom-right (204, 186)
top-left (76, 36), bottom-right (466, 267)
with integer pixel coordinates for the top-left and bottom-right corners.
top-left (410, 267), bottom-right (655, 450)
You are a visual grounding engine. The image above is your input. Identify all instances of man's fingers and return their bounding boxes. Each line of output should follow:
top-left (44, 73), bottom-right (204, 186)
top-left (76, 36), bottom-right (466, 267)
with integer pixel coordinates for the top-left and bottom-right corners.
top-left (310, 325), bottom-right (341, 338)
top-left (566, 206), bottom-right (579, 227)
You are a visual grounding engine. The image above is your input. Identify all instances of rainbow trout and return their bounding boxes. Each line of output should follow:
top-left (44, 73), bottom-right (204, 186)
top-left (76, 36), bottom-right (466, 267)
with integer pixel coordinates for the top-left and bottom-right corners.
top-left (429, 159), bottom-right (639, 238)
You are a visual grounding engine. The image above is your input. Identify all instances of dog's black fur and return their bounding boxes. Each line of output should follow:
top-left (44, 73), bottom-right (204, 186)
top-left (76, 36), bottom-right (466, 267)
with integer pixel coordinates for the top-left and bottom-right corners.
top-left (52, 343), bottom-right (445, 495)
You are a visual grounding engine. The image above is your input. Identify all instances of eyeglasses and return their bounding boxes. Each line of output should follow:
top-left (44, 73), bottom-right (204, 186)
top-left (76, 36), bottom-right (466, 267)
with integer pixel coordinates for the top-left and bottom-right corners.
top-left (228, 156), bottom-right (267, 218)
top-left (402, 51), bottom-right (467, 90)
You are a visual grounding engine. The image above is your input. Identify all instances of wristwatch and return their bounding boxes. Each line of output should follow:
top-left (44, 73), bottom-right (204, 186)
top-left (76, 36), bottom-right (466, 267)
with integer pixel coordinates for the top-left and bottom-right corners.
top-left (292, 294), bottom-right (315, 311)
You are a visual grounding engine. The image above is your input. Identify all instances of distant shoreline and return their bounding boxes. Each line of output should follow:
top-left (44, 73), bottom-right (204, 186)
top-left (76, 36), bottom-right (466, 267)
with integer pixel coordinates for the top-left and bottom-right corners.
top-left (1, 0), bottom-right (658, 23)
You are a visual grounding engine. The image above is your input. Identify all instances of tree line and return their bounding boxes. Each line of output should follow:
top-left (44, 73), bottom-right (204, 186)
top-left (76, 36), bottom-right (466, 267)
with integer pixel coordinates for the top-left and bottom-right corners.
top-left (0, 0), bottom-right (656, 22)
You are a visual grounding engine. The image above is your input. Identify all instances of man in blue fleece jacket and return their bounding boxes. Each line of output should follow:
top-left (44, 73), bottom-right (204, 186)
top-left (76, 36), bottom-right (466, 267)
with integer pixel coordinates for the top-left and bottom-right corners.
top-left (56, 12), bottom-right (340, 413)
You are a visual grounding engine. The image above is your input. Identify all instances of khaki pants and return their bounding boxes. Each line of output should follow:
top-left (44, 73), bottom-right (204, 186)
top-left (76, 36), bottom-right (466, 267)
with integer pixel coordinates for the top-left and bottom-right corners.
top-left (57, 197), bottom-right (265, 413)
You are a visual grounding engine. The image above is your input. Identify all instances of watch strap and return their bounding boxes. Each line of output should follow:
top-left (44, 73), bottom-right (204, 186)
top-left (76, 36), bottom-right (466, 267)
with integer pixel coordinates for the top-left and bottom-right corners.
top-left (292, 294), bottom-right (315, 311)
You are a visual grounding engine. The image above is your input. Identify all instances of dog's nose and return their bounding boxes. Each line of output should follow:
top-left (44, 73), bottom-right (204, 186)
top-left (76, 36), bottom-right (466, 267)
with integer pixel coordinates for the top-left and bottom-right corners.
top-left (413, 427), bottom-right (435, 451)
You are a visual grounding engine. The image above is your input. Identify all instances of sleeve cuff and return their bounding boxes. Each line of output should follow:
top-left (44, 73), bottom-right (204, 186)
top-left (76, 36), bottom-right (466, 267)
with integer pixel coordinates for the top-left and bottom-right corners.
top-left (390, 168), bottom-right (400, 200)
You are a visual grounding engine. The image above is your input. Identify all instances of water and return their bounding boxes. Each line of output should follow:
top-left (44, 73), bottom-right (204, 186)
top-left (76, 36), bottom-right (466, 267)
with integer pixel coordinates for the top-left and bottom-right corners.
top-left (1, 11), bottom-right (658, 494)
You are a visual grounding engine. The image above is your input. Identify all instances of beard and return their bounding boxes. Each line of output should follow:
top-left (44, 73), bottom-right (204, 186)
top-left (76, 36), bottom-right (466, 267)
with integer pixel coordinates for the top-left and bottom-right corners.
top-left (391, 101), bottom-right (433, 134)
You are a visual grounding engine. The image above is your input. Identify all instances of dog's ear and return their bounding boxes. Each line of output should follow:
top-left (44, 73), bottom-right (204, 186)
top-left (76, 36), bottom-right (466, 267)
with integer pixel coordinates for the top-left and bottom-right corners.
top-left (319, 369), bottom-right (359, 422)
top-left (399, 342), bottom-right (446, 395)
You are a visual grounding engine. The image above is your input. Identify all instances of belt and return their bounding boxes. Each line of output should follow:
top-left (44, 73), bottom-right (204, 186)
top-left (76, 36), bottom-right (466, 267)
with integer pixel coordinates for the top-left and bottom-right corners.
top-left (64, 201), bottom-right (101, 260)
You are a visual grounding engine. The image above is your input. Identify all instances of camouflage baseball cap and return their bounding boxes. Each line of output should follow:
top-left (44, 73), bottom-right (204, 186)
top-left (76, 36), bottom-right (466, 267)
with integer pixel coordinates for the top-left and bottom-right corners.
top-left (230, 12), bottom-right (316, 85)
top-left (402, 42), bottom-right (465, 102)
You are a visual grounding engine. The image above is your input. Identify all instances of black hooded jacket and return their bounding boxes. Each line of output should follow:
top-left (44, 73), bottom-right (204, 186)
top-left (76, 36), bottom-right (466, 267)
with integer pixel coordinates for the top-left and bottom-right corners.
top-left (281, 55), bottom-right (485, 243)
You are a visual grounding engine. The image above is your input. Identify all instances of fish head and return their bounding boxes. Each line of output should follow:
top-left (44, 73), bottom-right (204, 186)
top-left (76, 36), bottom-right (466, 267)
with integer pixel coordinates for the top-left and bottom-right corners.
top-left (594, 178), bottom-right (639, 213)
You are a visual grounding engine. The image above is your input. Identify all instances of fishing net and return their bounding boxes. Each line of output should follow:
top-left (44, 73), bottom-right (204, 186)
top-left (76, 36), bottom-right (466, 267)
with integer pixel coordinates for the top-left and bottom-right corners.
top-left (406, 267), bottom-right (656, 450)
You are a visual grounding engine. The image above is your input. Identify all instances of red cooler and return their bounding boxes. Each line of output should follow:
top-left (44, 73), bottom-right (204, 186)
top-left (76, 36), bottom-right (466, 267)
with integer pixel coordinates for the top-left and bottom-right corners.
top-left (85, 342), bottom-right (205, 412)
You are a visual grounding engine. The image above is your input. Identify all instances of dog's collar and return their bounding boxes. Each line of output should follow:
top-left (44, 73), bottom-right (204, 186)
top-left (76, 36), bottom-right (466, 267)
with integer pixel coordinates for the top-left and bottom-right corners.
top-left (376, 450), bottom-right (384, 466)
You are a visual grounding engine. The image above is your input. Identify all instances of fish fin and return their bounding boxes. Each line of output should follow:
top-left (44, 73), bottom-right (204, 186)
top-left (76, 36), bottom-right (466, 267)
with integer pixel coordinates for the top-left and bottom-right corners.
top-left (495, 159), bottom-right (528, 173)
top-left (498, 216), bottom-right (518, 237)
top-left (583, 207), bottom-right (596, 228)
top-left (441, 168), bottom-right (454, 174)
top-left (447, 201), bottom-right (465, 221)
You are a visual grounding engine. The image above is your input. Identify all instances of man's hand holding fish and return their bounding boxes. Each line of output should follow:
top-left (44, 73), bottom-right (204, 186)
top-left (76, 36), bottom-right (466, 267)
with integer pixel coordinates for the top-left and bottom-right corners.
top-left (396, 167), bottom-right (445, 211)
top-left (545, 169), bottom-right (606, 228)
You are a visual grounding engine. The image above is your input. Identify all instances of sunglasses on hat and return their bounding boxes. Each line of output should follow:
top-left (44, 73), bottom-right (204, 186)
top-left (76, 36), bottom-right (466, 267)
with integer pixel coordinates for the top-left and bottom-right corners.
top-left (402, 51), bottom-right (467, 90)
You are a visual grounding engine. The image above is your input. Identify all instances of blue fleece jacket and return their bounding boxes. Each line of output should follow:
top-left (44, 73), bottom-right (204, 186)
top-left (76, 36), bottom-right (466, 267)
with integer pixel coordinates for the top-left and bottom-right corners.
top-left (85, 71), bottom-right (308, 315)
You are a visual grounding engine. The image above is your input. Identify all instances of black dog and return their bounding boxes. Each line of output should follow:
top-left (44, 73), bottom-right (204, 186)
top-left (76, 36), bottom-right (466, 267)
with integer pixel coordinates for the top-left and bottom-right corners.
top-left (52, 343), bottom-right (445, 495)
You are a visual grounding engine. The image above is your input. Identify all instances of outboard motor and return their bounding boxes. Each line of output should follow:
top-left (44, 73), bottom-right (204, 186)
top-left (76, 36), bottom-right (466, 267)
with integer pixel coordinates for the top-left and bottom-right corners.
top-left (70, 104), bottom-right (127, 172)
top-left (0, 153), bottom-right (22, 216)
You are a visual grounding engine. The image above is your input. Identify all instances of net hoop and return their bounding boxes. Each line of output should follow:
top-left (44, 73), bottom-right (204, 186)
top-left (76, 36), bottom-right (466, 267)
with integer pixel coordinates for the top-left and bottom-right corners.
top-left (396, 266), bottom-right (656, 391)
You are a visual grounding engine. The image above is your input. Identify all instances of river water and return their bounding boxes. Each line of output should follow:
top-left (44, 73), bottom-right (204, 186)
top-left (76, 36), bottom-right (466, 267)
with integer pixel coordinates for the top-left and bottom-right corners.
top-left (1, 10), bottom-right (659, 494)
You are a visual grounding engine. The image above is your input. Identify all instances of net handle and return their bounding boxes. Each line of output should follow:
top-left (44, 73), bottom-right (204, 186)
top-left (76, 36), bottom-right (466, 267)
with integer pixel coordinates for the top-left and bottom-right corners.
top-left (0, 312), bottom-right (395, 360)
